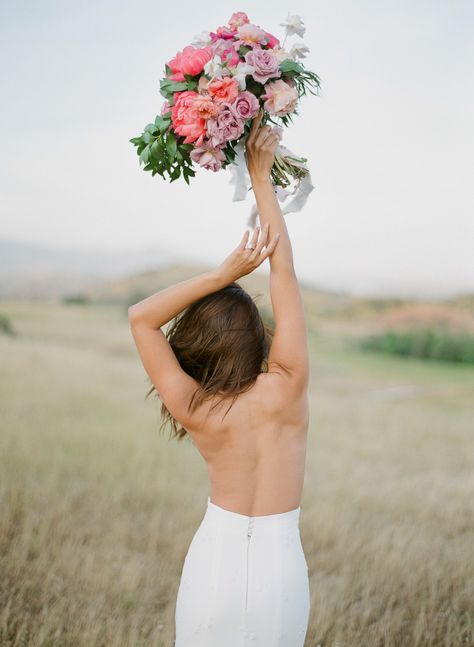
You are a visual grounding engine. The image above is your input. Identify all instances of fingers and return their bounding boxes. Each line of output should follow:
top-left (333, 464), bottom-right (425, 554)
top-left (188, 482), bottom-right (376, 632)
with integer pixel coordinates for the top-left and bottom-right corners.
top-left (238, 228), bottom-right (250, 251)
top-left (261, 133), bottom-right (280, 150)
top-left (247, 108), bottom-right (263, 145)
top-left (247, 223), bottom-right (280, 264)
top-left (246, 225), bottom-right (260, 250)
top-left (254, 124), bottom-right (273, 147)
top-left (252, 223), bottom-right (269, 256)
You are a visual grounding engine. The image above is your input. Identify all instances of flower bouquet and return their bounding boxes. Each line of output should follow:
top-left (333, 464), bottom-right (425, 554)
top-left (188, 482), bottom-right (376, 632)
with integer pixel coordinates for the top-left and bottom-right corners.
top-left (130, 11), bottom-right (320, 218)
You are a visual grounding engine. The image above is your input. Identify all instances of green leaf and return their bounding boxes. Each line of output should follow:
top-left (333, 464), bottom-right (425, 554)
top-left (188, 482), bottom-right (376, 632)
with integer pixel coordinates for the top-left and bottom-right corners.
top-left (238, 45), bottom-right (252, 57)
top-left (279, 59), bottom-right (304, 74)
top-left (150, 138), bottom-right (166, 161)
top-left (169, 165), bottom-right (181, 182)
top-left (155, 115), bottom-right (171, 134)
top-left (139, 145), bottom-right (150, 165)
top-left (129, 136), bottom-right (142, 145)
top-left (166, 132), bottom-right (177, 160)
top-left (160, 78), bottom-right (188, 93)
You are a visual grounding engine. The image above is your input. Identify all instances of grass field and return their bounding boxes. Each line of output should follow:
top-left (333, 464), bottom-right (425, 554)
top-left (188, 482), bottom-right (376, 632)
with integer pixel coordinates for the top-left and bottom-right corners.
top-left (0, 299), bottom-right (473, 646)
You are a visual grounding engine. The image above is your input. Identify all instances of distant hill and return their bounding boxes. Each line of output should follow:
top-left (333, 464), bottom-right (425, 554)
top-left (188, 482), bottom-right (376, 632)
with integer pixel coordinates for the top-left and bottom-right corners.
top-left (83, 265), bottom-right (474, 334)
top-left (0, 239), bottom-right (179, 300)
top-left (1, 240), bottom-right (473, 334)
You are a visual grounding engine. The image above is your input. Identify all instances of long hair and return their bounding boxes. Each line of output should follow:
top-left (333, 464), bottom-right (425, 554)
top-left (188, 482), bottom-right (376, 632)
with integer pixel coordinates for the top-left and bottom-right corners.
top-left (145, 281), bottom-right (274, 441)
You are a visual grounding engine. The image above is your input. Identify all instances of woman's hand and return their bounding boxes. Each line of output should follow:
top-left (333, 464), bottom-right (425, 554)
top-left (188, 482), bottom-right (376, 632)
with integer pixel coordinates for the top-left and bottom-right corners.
top-left (244, 109), bottom-right (281, 183)
top-left (216, 223), bottom-right (280, 284)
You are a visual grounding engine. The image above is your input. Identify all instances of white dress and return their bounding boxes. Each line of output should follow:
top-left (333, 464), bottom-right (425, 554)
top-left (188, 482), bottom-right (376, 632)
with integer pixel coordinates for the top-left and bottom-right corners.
top-left (174, 496), bottom-right (311, 646)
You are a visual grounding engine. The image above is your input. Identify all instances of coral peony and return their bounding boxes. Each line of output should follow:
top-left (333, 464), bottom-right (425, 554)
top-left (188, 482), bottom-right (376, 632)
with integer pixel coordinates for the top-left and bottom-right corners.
top-left (171, 91), bottom-right (206, 145)
top-left (167, 45), bottom-right (213, 82)
top-left (194, 96), bottom-right (222, 119)
top-left (208, 76), bottom-right (240, 103)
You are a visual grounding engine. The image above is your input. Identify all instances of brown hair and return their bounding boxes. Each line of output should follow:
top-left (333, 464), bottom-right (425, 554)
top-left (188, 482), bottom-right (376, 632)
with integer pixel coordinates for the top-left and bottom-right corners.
top-left (145, 281), bottom-right (274, 441)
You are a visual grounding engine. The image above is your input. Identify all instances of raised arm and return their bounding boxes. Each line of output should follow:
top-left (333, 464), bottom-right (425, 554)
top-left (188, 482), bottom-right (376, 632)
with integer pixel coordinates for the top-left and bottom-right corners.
top-left (245, 110), bottom-right (309, 393)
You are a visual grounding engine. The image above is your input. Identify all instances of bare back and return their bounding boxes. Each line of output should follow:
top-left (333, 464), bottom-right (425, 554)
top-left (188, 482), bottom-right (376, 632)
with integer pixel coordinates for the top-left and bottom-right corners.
top-left (187, 371), bottom-right (309, 516)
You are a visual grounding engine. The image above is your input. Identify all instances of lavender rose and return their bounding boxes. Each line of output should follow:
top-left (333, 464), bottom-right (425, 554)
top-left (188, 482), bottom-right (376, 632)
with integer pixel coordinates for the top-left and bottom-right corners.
top-left (244, 48), bottom-right (281, 84)
top-left (232, 90), bottom-right (260, 120)
top-left (206, 102), bottom-right (245, 147)
top-left (190, 139), bottom-right (226, 172)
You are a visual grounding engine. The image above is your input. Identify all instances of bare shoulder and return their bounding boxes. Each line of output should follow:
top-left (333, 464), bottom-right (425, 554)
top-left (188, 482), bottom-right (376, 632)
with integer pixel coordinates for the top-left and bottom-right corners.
top-left (254, 366), bottom-right (309, 418)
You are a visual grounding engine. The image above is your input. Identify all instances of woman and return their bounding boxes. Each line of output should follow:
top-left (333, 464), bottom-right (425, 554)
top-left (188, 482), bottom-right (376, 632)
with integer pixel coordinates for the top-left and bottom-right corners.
top-left (128, 110), bottom-right (310, 646)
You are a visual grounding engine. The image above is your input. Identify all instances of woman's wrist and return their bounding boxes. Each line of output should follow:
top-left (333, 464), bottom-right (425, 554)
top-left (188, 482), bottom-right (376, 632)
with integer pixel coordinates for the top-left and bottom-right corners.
top-left (250, 173), bottom-right (273, 190)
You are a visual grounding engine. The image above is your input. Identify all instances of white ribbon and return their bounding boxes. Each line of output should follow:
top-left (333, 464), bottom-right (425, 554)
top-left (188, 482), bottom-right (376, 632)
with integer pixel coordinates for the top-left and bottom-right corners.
top-left (228, 138), bottom-right (315, 229)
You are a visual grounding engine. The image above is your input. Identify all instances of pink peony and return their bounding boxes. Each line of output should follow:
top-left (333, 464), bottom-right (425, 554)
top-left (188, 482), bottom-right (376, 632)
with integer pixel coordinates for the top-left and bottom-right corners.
top-left (210, 26), bottom-right (236, 41)
top-left (261, 79), bottom-right (299, 116)
top-left (264, 31), bottom-right (280, 48)
top-left (171, 91), bottom-right (206, 145)
top-left (244, 48), bottom-right (281, 84)
top-left (232, 91), bottom-right (260, 120)
top-left (190, 139), bottom-right (226, 172)
top-left (221, 45), bottom-right (241, 68)
top-left (237, 23), bottom-right (266, 45)
top-left (208, 76), bottom-right (240, 103)
top-left (206, 103), bottom-right (245, 147)
top-left (228, 12), bottom-right (250, 30)
top-left (167, 45), bottom-right (213, 82)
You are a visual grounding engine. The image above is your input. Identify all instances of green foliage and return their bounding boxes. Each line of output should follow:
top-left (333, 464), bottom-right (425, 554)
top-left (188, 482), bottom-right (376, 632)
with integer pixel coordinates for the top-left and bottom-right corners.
top-left (238, 45), bottom-right (252, 57)
top-left (359, 328), bottom-right (474, 364)
top-left (61, 294), bottom-right (90, 305)
top-left (279, 58), bottom-right (321, 99)
top-left (0, 313), bottom-right (15, 336)
top-left (129, 113), bottom-right (196, 185)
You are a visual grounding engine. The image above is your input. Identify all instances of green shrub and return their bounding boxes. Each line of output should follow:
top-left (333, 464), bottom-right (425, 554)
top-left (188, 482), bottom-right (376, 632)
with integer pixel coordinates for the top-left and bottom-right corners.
top-left (62, 294), bottom-right (90, 305)
top-left (359, 328), bottom-right (474, 364)
top-left (0, 314), bottom-right (16, 336)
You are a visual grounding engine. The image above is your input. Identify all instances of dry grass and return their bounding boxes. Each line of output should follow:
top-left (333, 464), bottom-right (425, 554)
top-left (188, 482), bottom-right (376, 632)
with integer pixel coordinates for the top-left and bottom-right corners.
top-left (0, 301), bottom-right (473, 647)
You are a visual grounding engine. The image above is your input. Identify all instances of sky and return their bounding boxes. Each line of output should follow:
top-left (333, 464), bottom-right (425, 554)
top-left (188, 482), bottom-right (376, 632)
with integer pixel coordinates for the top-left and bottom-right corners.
top-left (1, 0), bottom-right (473, 297)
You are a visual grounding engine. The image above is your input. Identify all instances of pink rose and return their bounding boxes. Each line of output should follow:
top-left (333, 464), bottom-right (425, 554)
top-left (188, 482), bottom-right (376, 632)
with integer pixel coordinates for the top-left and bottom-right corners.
top-left (190, 139), bottom-right (226, 172)
top-left (261, 79), bottom-right (299, 117)
top-left (208, 76), bottom-right (240, 103)
top-left (237, 23), bottom-right (266, 45)
top-left (228, 12), bottom-right (250, 30)
top-left (244, 48), bottom-right (281, 84)
top-left (167, 45), bottom-right (213, 82)
top-left (160, 99), bottom-right (170, 116)
top-left (206, 103), bottom-right (245, 147)
top-left (232, 91), bottom-right (260, 120)
top-left (171, 91), bottom-right (206, 145)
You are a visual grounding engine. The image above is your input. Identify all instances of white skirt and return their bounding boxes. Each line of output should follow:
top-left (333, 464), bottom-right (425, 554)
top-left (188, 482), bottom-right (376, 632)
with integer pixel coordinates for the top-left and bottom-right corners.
top-left (174, 496), bottom-right (310, 646)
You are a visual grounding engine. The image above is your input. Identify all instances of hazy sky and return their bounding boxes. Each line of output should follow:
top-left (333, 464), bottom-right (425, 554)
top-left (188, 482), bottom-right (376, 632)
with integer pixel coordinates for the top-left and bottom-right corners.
top-left (1, 0), bottom-right (473, 297)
